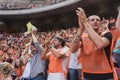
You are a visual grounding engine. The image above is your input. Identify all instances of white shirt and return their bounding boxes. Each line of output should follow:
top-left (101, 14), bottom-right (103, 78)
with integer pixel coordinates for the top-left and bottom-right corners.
top-left (61, 46), bottom-right (69, 71)
top-left (21, 58), bottom-right (31, 78)
top-left (69, 50), bottom-right (80, 69)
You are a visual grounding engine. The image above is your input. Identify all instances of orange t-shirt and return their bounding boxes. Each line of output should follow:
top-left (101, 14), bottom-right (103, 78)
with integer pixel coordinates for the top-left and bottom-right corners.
top-left (15, 66), bottom-right (25, 78)
top-left (81, 33), bottom-right (113, 74)
top-left (111, 29), bottom-right (120, 52)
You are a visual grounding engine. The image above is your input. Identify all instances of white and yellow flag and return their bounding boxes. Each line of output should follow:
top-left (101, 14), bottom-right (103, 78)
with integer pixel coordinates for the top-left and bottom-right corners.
top-left (26, 22), bottom-right (37, 34)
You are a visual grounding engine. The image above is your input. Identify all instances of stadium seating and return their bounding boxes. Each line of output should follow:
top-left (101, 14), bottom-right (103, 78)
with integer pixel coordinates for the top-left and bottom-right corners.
top-left (0, 0), bottom-right (67, 10)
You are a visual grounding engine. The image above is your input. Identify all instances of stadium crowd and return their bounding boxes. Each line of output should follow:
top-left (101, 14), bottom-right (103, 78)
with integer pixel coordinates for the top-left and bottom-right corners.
top-left (0, 7), bottom-right (120, 80)
top-left (0, 0), bottom-right (67, 10)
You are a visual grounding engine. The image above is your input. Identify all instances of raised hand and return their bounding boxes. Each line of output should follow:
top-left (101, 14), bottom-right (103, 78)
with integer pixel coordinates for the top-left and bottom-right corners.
top-left (77, 14), bottom-right (84, 30)
top-left (76, 8), bottom-right (87, 25)
top-left (44, 38), bottom-right (51, 48)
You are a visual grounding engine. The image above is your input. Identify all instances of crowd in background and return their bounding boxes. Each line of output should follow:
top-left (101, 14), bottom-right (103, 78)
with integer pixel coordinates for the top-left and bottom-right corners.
top-left (0, 7), bottom-right (120, 79)
top-left (0, 0), bottom-right (67, 10)
top-left (0, 27), bottom-right (77, 79)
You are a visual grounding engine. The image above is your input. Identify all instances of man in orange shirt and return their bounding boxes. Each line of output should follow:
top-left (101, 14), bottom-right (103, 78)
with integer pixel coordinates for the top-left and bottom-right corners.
top-left (108, 11), bottom-right (120, 52)
top-left (41, 37), bottom-right (69, 80)
top-left (108, 22), bottom-right (120, 52)
top-left (72, 8), bottom-right (114, 80)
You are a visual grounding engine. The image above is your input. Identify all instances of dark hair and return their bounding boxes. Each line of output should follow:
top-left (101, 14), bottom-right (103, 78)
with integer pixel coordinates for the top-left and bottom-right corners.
top-left (14, 59), bottom-right (23, 69)
top-left (55, 37), bottom-right (66, 47)
top-left (108, 23), bottom-right (116, 29)
top-left (6, 58), bottom-right (13, 64)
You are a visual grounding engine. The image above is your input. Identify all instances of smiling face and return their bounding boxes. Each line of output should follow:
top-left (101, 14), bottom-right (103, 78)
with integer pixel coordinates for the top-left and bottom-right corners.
top-left (88, 15), bottom-right (101, 31)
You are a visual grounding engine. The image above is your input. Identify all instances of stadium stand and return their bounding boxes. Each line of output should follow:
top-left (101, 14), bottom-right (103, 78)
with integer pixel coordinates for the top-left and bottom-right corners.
top-left (0, 0), bottom-right (68, 10)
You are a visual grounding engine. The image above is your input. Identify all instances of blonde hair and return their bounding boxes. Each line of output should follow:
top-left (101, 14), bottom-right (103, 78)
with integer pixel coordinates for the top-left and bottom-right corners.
top-left (0, 62), bottom-right (13, 75)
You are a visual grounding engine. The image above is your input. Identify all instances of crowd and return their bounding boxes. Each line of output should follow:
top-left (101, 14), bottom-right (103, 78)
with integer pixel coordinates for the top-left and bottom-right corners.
top-left (0, 27), bottom-right (78, 80)
top-left (0, 7), bottom-right (120, 80)
top-left (0, 0), bottom-right (67, 10)
top-left (0, 0), bottom-right (31, 10)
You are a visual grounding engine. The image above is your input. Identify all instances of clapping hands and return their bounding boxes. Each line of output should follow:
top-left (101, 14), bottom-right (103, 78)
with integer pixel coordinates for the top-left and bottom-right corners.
top-left (76, 7), bottom-right (87, 29)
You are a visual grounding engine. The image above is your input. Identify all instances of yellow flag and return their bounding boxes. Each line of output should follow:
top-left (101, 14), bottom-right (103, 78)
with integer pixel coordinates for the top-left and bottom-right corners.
top-left (26, 22), bottom-right (37, 34)
top-left (26, 22), bottom-right (32, 34)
